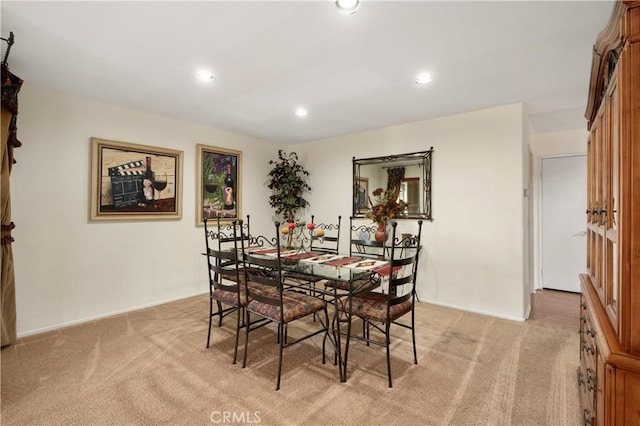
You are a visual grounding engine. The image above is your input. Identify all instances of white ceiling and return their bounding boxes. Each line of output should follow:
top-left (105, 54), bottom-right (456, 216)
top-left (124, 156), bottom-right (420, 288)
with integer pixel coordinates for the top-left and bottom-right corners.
top-left (1, 1), bottom-right (614, 144)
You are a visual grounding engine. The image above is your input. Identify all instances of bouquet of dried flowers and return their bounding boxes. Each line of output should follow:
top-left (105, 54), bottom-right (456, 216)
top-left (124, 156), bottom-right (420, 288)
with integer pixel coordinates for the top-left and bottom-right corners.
top-left (365, 187), bottom-right (407, 223)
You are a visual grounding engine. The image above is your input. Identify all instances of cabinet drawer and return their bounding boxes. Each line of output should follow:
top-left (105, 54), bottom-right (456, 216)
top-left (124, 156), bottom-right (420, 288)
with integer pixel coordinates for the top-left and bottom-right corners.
top-left (581, 298), bottom-right (598, 350)
top-left (579, 295), bottom-right (597, 424)
top-left (579, 361), bottom-right (596, 412)
top-left (579, 379), bottom-right (595, 426)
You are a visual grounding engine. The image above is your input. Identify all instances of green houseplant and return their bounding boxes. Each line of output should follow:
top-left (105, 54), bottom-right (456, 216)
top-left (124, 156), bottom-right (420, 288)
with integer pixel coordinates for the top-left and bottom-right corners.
top-left (267, 150), bottom-right (311, 225)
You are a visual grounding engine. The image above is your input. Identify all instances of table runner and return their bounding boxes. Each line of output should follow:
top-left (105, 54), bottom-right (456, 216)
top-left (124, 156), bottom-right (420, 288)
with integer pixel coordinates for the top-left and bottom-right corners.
top-left (240, 247), bottom-right (399, 277)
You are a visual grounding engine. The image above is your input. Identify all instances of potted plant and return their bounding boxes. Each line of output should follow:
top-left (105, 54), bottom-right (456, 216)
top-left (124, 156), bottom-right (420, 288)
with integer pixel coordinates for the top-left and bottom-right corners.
top-left (267, 149), bottom-right (311, 227)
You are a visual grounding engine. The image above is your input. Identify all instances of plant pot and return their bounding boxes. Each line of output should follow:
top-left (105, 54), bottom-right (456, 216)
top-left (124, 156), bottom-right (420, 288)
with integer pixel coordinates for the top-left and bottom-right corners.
top-left (374, 222), bottom-right (388, 242)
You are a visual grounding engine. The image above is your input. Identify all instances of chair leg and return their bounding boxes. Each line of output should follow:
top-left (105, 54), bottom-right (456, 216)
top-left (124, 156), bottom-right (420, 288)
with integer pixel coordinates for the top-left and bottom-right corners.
top-left (232, 306), bottom-right (241, 364)
top-left (276, 323), bottom-right (284, 391)
top-left (241, 307), bottom-right (247, 327)
top-left (411, 309), bottom-right (417, 365)
top-left (330, 315), bottom-right (338, 365)
top-left (386, 322), bottom-right (392, 388)
top-left (242, 311), bottom-right (250, 368)
top-left (364, 318), bottom-right (370, 346)
top-left (321, 307), bottom-right (329, 365)
top-left (322, 317), bottom-right (330, 365)
top-left (343, 309), bottom-right (353, 381)
top-left (216, 300), bottom-right (223, 327)
top-left (311, 282), bottom-right (317, 322)
top-left (206, 297), bottom-right (213, 348)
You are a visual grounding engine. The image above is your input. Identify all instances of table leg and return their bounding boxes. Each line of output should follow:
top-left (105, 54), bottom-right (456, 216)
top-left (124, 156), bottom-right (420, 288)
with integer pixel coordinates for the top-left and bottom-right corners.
top-left (342, 291), bottom-right (353, 382)
top-left (330, 285), bottom-right (355, 383)
top-left (332, 287), bottom-right (346, 382)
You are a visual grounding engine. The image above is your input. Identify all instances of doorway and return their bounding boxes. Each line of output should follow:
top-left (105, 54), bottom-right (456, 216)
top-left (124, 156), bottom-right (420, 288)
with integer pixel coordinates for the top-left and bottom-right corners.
top-left (540, 155), bottom-right (587, 293)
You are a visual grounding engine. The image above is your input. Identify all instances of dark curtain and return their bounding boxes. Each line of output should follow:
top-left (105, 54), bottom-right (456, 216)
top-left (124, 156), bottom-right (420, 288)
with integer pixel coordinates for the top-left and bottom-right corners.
top-left (386, 167), bottom-right (405, 199)
top-left (1, 64), bottom-right (22, 347)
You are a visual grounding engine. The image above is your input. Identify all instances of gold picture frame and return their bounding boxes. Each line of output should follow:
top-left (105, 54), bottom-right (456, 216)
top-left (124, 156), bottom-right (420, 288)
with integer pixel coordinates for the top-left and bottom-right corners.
top-left (196, 144), bottom-right (242, 226)
top-left (90, 137), bottom-right (183, 221)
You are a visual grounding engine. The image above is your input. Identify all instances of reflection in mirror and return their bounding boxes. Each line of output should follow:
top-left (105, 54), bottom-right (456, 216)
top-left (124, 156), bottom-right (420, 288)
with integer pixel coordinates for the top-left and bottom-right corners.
top-left (399, 178), bottom-right (420, 214)
top-left (352, 149), bottom-right (433, 220)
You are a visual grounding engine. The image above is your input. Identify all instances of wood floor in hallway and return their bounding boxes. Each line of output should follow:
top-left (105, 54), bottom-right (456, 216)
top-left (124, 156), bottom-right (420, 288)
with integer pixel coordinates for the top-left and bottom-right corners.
top-left (529, 288), bottom-right (581, 329)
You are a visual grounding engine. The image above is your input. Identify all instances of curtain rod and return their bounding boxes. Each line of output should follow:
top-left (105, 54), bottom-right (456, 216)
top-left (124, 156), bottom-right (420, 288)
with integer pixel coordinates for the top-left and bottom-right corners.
top-left (382, 163), bottom-right (422, 169)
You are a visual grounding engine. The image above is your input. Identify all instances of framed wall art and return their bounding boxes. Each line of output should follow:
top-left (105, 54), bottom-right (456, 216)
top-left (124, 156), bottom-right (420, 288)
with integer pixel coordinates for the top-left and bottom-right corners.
top-left (90, 137), bottom-right (183, 221)
top-left (196, 144), bottom-right (242, 225)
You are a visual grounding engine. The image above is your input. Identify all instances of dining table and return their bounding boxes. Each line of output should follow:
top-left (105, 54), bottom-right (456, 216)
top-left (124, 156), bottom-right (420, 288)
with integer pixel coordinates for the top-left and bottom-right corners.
top-left (240, 245), bottom-right (393, 382)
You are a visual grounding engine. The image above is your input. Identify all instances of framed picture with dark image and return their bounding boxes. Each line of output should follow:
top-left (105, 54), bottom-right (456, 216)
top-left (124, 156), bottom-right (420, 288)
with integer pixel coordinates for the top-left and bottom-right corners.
top-left (90, 138), bottom-right (183, 221)
top-left (196, 144), bottom-right (242, 225)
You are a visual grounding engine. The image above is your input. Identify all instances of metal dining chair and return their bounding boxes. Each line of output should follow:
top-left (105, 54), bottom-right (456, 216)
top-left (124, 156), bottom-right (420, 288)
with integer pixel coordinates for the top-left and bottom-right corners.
top-left (349, 216), bottom-right (387, 260)
top-left (203, 218), bottom-right (245, 362)
top-left (323, 217), bottom-right (385, 294)
top-left (339, 219), bottom-right (423, 387)
top-left (288, 215), bottom-right (342, 318)
top-left (204, 216), bottom-right (268, 361)
top-left (309, 215), bottom-right (341, 254)
top-left (240, 222), bottom-right (330, 390)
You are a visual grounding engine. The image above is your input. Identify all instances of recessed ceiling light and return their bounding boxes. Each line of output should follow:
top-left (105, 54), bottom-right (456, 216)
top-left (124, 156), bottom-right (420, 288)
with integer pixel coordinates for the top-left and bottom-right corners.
top-left (295, 108), bottom-right (308, 117)
top-left (335, 0), bottom-right (360, 15)
top-left (196, 70), bottom-right (214, 82)
top-left (415, 73), bottom-right (433, 85)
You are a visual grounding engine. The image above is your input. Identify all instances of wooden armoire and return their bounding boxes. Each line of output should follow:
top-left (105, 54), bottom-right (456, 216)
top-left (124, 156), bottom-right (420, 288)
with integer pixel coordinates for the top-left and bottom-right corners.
top-left (579, 1), bottom-right (640, 425)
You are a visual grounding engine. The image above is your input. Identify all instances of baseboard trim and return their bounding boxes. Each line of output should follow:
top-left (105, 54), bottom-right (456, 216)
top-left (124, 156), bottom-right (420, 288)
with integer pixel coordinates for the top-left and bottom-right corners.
top-left (419, 299), bottom-right (527, 322)
top-left (524, 303), bottom-right (532, 320)
top-left (17, 290), bottom-right (209, 339)
top-left (20, 292), bottom-right (528, 338)
top-left (541, 287), bottom-right (581, 295)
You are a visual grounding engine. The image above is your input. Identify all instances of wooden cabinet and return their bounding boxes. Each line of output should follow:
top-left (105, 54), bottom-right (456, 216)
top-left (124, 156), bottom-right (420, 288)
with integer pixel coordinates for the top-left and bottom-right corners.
top-left (579, 2), bottom-right (640, 425)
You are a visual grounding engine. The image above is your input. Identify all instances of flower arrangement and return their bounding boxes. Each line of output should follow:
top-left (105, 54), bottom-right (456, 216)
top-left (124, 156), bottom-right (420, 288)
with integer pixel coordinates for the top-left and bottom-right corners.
top-left (365, 187), bottom-right (407, 224)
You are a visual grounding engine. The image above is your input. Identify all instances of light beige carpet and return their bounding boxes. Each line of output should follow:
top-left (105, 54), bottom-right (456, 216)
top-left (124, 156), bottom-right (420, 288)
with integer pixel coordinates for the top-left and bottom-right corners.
top-left (1, 295), bottom-right (580, 425)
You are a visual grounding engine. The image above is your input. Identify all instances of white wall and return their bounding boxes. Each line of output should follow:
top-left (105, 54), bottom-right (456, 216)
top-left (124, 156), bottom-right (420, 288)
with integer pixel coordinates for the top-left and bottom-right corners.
top-left (11, 84), bottom-right (534, 336)
top-left (531, 129), bottom-right (588, 157)
top-left (11, 83), bottom-right (279, 336)
top-left (294, 104), bottom-right (528, 320)
top-left (530, 129), bottom-right (588, 289)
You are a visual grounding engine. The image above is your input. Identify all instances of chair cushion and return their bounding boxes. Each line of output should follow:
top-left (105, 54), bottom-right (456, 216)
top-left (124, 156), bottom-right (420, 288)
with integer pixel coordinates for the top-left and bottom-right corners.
top-left (247, 292), bottom-right (326, 323)
top-left (340, 291), bottom-right (413, 322)
top-left (212, 282), bottom-right (276, 307)
top-left (212, 288), bottom-right (245, 306)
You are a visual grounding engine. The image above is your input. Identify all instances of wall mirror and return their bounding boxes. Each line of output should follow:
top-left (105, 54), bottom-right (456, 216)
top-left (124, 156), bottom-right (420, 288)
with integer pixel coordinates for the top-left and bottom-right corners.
top-left (352, 149), bottom-right (433, 220)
